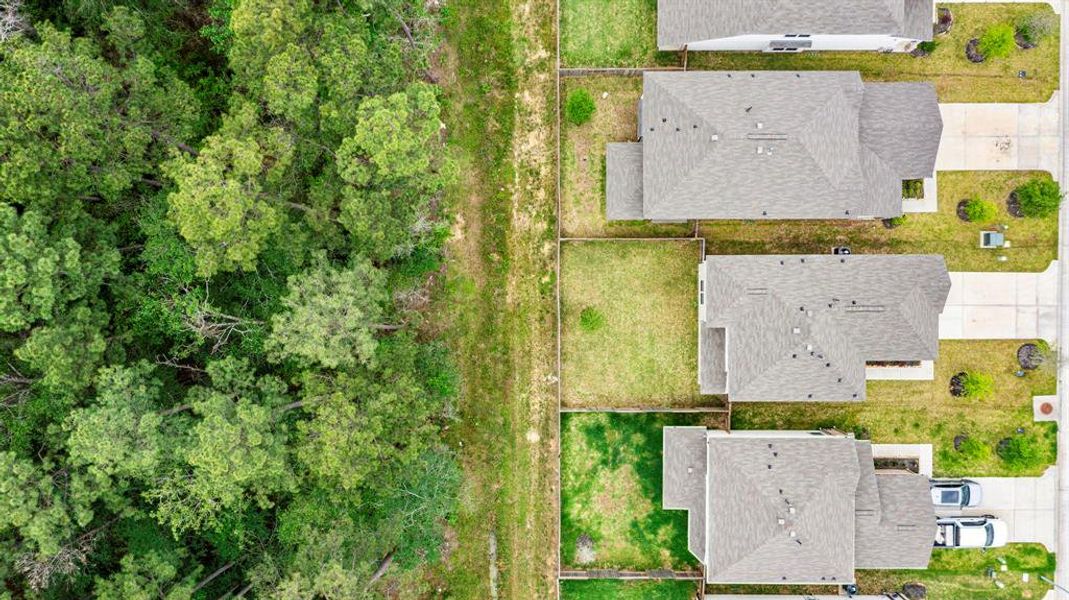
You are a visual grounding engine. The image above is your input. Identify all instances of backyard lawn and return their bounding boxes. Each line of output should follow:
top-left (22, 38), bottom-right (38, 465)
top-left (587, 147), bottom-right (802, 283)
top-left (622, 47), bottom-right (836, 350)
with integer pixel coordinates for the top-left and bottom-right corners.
top-left (559, 76), bottom-right (691, 238)
top-left (560, 240), bottom-right (706, 409)
top-left (732, 340), bottom-right (1057, 477)
top-left (561, 579), bottom-right (699, 600)
top-left (560, 3), bottom-right (1059, 103)
top-left (560, 412), bottom-right (723, 571)
top-left (701, 171), bottom-right (1059, 273)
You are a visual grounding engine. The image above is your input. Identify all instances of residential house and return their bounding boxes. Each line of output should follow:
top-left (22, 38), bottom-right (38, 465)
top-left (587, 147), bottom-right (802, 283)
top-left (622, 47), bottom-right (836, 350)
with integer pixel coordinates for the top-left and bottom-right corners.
top-left (698, 254), bottom-right (951, 401)
top-left (606, 71), bottom-right (942, 222)
top-left (658, 0), bottom-right (934, 52)
top-left (663, 428), bottom-right (936, 584)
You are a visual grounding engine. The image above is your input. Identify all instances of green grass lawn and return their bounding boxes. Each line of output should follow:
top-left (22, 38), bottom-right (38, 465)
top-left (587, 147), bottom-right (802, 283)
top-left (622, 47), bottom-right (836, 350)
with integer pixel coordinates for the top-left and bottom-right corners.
top-left (560, 76), bottom-right (691, 238)
top-left (857, 544), bottom-right (1055, 600)
top-left (561, 3), bottom-right (1059, 103)
top-left (701, 171), bottom-right (1059, 273)
top-left (560, 240), bottom-right (704, 408)
top-left (561, 579), bottom-right (699, 599)
top-left (732, 340), bottom-right (1057, 477)
top-left (561, 412), bottom-right (721, 571)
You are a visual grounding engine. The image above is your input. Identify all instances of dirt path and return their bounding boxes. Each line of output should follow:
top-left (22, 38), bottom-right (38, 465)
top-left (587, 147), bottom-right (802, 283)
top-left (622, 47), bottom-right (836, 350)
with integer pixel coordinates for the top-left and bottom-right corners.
top-left (434, 0), bottom-right (559, 596)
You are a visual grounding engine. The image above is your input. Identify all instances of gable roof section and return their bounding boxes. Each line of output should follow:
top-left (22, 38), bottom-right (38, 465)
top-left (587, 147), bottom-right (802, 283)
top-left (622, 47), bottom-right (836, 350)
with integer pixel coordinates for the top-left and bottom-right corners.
top-left (636, 72), bottom-right (941, 220)
top-left (855, 470), bottom-right (936, 569)
top-left (658, 0), bottom-right (935, 48)
top-left (705, 433), bottom-right (860, 583)
top-left (662, 427), bottom-right (708, 562)
top-left (702, 255), bottom-right (950, 401)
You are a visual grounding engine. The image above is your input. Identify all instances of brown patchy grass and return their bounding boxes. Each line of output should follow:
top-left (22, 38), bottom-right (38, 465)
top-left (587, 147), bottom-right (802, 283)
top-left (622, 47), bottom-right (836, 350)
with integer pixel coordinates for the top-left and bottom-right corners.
top-left (700, 171), bottom-right (1058, 273)
top-left (560, 240), bottom-right (703, 408)
top-left (731, 340), bottom-right (1057, 477)
top-left (560, 76), bottom-right (692, 238)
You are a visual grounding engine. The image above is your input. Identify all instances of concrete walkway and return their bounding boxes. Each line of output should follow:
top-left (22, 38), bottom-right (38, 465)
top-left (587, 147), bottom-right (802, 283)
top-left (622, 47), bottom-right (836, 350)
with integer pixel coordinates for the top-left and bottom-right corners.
top-left (1057, 1), bottom-right (1069, 594)
top-left (939, 468), bottom-right (1058, 552)
top-left (938, 262), bottom-right (1059, 341)
top-left (936, 97), bottom-right (1061, 179)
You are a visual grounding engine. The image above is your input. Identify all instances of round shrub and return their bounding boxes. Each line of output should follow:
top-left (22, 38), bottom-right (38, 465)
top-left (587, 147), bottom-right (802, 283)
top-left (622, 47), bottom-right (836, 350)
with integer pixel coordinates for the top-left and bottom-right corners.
top-left (565, 89), bottom-right (596, 126)
top-left (960, 371), bottom-right (994, 400)
top-left (997, 433), bottom-right (1046, 470)
top-left (1017, 11), bottom-right (1056, 46)
top-left (979, 23), bottom-right (1016, 59)
top-left (957, 436), bottom-right (991, 461)
top-left (962, 198), bottom-right (997, 223)
top-left (579, 306), bottom-right (605, 332)
top-left (1015, 178), bottom-right (1063, 218)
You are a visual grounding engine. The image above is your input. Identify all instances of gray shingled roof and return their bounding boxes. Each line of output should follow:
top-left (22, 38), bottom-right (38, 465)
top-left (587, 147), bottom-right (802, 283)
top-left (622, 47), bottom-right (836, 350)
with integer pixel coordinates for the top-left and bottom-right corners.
top-left (657, 0), bottom-right (934, 49)
top-left (662, 427), bottom-right (708, 561)
top-left (605, 143), bottom-right (644, 220)
top-left (608, 71), bottom-right (941, 221)
top-left (663, 432), bottom-right (936, 585)
top-left (705, 432), bottom-right (859, 584)
top-left (699, 255), bottom-right (950, 400)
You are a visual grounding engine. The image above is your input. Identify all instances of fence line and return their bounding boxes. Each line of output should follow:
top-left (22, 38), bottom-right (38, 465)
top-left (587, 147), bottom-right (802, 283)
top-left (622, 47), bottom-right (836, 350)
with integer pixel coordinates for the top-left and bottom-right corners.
top-left (561, 406), bottom-right (728, 414)
top-left (559, 66), bottom-right (683, 77)
top-left (559, 569), bottom-right (705, 580)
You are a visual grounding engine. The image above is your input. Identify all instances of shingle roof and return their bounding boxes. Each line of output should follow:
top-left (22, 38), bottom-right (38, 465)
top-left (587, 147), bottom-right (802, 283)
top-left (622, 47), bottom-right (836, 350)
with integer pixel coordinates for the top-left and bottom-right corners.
top-left (663, 432), bottom-right (936, 585)
top-left (605, 143), bottom-right (645, 220)
top-left (611, 71), bottom-right (941, 221)
top-left (657, 0), bottom-right (935, 49)
top-left (704, 432), bottom-right (860, 584)
top-left (700, 255), bottom-right (950, 401)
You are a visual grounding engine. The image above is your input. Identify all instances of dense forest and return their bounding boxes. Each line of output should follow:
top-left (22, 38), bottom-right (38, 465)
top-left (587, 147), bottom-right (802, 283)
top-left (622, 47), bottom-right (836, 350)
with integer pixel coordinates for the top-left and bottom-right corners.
top-left (0, 0), bottom-right (461, 597)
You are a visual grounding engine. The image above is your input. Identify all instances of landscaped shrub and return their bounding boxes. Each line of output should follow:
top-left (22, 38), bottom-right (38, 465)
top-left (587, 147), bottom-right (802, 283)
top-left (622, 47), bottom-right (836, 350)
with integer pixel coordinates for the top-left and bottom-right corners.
top-left (579, 306), bottom-right (605, 332)
top-left (565, 89), bottom-right (596, 126)
top-left (960, 371), bottom-right (994, 400)
top-left (998, 433), bottom-right (1046, 470)
top-left (1017, 11), bottom-right (1056, 47)
top-left (1015, 178), bottom-right (1063, 218)
top-left (963, 198), bottom-right (997, 223)
top-left (957, 436), bottom-right (992, 462)
top-left (883, 215), bottom-right (908, 229)
top-left (902, 179), bottom-right (924, 199)
top-left (979, 23), bottom-right (1017, 59)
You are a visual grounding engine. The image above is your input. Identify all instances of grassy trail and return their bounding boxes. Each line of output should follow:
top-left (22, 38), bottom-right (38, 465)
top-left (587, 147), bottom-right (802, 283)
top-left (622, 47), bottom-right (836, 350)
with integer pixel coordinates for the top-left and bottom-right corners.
top-left (434, 0), bottom-right (559, 597)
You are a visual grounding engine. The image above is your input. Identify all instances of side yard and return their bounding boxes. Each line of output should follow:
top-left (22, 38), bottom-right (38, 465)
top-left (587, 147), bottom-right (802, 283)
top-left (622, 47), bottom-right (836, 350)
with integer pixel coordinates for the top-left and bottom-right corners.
top-left (732, 340), bottom-right (1057, 477)
top-left (560, 240), bottom-right (707, 409)
top-left (560, 412), bottom-right (725, 572)
top-left (561, 579), bottom-right (699, 599)
top-left (560, 3), bottom-right (1060, 104)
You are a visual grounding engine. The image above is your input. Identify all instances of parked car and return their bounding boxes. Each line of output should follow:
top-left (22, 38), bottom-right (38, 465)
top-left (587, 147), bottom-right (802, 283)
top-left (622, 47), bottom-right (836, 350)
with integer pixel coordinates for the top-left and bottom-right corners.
top-left (935, 515), bottom-right (1008, 549)
top-left (930, 478), bottom-right (982, 508)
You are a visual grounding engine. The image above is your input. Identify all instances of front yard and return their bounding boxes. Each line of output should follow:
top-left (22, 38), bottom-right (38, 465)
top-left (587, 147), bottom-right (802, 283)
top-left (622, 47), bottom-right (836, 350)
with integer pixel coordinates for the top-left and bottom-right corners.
top-left (707, 543), bottom-right (1054, 599)
top-left (560, 240), bottom-right (706, 409)
top-left (560, 412), bottom-right (723, 571)
top-left (732, 340), bottom-right (1057, 477)
top-left (561, 3), bottom-right (1059, 104)
top-left (561, 579), bottom-right (699, 599)
top-left (701, 171), bottom-right (1059, 273)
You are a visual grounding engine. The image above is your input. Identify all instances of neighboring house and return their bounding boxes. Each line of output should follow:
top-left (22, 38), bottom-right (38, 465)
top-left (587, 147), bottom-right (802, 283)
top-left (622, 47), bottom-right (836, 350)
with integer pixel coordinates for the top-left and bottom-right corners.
top-left (658, 0), bottom-right (934, 52)
top-left (698, 254), bottom-right (951, 400)
top-left (605, 71), bottom-right (942, 222)
top-left (663, 428), bottom-right (936, 585)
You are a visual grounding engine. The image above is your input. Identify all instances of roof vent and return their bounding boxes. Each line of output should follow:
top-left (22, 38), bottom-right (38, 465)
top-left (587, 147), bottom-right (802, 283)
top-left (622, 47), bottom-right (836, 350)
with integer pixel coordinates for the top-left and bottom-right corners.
top-left (757, 146), bottom-right (764, 154)
top-left (792, 327), bottom-right (800, 334)
top-left (711, 133), bottom-right (719, 141)
top-left (756, 122), bottom-right (764, 130)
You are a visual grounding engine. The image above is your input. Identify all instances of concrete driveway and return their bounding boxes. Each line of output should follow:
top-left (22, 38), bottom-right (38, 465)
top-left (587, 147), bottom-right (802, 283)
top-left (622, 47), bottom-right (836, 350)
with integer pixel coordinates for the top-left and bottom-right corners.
top-left (938, 262), bottom-right (1059, 342)
top-left (936, 97), bottom-right (1061, 179)
top-left (938, 468), bottom-right (1058, 552)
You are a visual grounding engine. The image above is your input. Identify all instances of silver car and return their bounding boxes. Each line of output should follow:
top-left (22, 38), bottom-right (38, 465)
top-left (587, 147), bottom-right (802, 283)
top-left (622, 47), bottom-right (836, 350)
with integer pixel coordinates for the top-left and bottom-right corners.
top-left (930, 478), bottom-right (982, 508)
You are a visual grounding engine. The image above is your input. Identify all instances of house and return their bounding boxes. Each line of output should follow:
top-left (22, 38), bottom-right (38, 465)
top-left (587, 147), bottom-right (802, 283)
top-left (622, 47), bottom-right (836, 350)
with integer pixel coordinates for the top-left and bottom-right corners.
top-left (605, 71), bottom-right (942, 222)
top-left (657, 0), bottom-right (934, 52)
top-left (663, 428), bottom-right (936, 585)
top-left (698, 254), bottom-right (951, 401)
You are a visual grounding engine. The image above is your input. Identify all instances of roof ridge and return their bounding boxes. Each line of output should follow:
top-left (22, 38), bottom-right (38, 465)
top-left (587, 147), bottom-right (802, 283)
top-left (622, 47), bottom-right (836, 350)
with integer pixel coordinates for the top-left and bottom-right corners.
top-left (645, 75), bottom-right (721, 210)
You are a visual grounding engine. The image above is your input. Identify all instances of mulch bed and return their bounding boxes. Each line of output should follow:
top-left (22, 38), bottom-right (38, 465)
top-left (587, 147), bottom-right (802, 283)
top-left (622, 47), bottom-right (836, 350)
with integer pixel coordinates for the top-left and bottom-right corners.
top-left (935, 8), bottom-right (953, 36)
top-left (882, 218), bottom-right (901, 229)
top-left (1007, 191), bottom-right (1024, 217)
top-left (954, 434), bottom-right (968, 451)
top-left (965, 39), bottom-right (985, 63)
top-left (1016, 32), bottom-right (1037, 50)
top-left (910, 45), bottom-right (931, 58)
top-left (1017, 343), bottom-right (1044, 369)
top-left (950, 371), bottom-right (967, 397)
top-left (956, 200), bottom-right (971, 221)
top-left (874, 457), bottom-right (920, 473)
